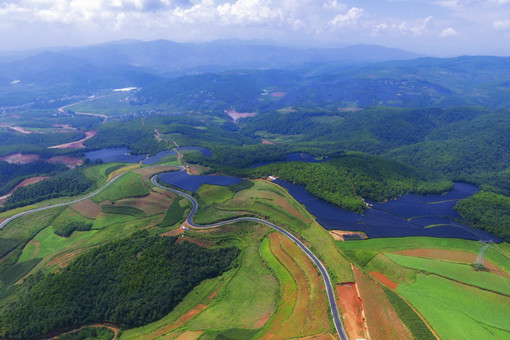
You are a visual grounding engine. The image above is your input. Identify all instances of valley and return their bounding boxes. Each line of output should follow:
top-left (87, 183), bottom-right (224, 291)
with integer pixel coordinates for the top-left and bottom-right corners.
top-left (0, 40), bottom-right (509, 340)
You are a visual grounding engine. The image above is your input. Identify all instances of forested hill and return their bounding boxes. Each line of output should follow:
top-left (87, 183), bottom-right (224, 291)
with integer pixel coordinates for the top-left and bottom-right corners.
top-left (0, 231), bottom-right (239, 339)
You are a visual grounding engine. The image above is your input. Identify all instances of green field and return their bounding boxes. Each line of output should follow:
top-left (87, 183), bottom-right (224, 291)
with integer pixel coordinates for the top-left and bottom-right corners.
top-left (197, 184), bottom-right (234, 205)
top-left (92, 172), bottom-right (149, 203)
top-left (398, 275), bottom-right (510, 339)
top-left (337, 236), bottom-right (510, 274)
top-left (387, 253), bottom-right (510, 295)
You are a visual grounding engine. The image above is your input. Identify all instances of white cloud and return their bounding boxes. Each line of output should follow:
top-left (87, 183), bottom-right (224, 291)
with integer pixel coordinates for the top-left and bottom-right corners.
top-left (330, 7), bottom-right (364, 27)
top-left (493, 19), bottom-right (510, 29)
top-left (217, 0), bottom-right (282, 24)
top-left (440, 27), bottom-right (457, 37)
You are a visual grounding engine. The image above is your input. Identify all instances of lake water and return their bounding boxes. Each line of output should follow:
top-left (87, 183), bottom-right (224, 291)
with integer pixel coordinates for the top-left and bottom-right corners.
top-left (85, 146), bottom-right (212, 164)
top-left (85, 148), bottom-right (146, 163)
top-left (275, 180), bottom-right (501, 242)
top-left (158, 170), bottom-right (242, 192)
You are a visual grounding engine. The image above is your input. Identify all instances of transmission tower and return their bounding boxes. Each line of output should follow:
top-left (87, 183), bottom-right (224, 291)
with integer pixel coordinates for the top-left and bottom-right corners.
top-left (475, 240), bottom-right (492, 269)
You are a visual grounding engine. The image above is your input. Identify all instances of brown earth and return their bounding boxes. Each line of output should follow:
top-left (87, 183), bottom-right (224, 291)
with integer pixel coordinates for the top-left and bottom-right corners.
top-left (271, 91), bottom-right (287, 97)
top-left (261, 233), bottom-right (330, 339)
top-left (353, 266), bottom-right (413, 340)
top-left (115, 191), bottom-right (173, 216)
top-left (48, 155), bottom-right (83, 168)
top-left (134, 165), bottom-right (180, 181)
top-left (329, 230), bottom-right (367, 241)
top-left (10, 126), bottom-right (36, 134)
top-left (174, 331), bottom-right (204, 340)
top-left (147, 305), bottom-right (208, 339)
top-left (48, 246), bottom-right (90, 269)
top-left (261, 139), bottom-right (276, 145)
top-left (0, 153), bottom-right (41, 164)
top-left (225, 108), bottom-right (257, 122)
top-left (48, 130), bottom-right (97, 149)
top-left (161, 228), bottom-right (185, 237)
top-left (392, 249), bottom-right (510, 278)
top-left (335, 282), bottom-right (367, 340)
top-left (338, 108), bottom-right (363, 112)
top-left (71, 199), bottom-right (101, 219)
top-left (28, 240), bottom-right (41, 259)
top-left (370, 271), bottom-right (398, 290)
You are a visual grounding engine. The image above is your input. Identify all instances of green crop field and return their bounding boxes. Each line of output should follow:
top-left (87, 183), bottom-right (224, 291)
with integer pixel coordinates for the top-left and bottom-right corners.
top-left (337, 236), bottom-right (510, 274)
top-left (364, 253), bottom-right (417, 285)
top-left (387, 253), bottom-right (510, 295)
top-left (185, 235), bottom-right (278, 332)
top-left (397, 275), bottom-right (510, 339)
top-left (197, 184), bottom-right (234, 205)
top-left (91, 172), bottom-right (149, 203)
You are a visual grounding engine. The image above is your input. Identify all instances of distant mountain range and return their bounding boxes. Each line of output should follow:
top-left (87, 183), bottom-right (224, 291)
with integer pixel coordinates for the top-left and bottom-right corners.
top-left (1, 39), bottom-right (510, 109)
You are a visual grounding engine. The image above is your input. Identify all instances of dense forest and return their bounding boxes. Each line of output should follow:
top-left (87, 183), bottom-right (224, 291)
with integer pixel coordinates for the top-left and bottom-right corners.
top-left (0, 161), bottom-right (68, 196)
top-left (240, 153), bottom-right (452, 213)
top-left (0, 231), bottom-right (239, 338)
top-left (84, 122), bottom-right (167, 155)
top-left (2, 170), bottom-right (93, 210)
top-left (455, 191), bottom-right (510, 242)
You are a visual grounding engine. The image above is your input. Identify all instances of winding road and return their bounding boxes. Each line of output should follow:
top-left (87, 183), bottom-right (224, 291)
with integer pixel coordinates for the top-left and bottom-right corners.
top-left (151, 172), bottom-right (349, 340)
top-left (0, 173), bottom-right (126, 230)
top-left (0, 164), bottom-right (348, 339)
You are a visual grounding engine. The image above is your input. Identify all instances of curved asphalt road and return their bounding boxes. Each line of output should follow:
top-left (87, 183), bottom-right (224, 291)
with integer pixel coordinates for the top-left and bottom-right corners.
top-left (152, 173), bottom-right (349, 340)
top-left (0, 173), bottom-right (126, 230)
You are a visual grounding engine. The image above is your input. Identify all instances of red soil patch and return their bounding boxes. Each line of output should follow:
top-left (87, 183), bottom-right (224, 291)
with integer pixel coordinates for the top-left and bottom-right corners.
top-left (335, 282), bottom-right (367, 340)
top-left (370, 271), bottom-right (398, 290)
top-left (71, 199), bottom-right (101, 219)
top-left (392, 248), bottom-right (510, 278)
top-left (48, 247), bottom-right (90, 269)
top-left (0, 153), bottom-right (41, 164)
top-left (261, 139), bottom-right (276, 145)
top-left (281, 107), bottom-right (297, 112)
top-left (270, 91), bottom-right (287, 98)
top-left (48, 156), bottom-right (83, 168)
top-left (208, 291), bottom-right (217, 299)
top-left (148, 304), bottom-right (207, 339)
top-left (225, 108), bottom-right (257, 122)
top-left (353, 265), bottom-right (413, 340)
top-left (49, 130), bottom-right (97, 149)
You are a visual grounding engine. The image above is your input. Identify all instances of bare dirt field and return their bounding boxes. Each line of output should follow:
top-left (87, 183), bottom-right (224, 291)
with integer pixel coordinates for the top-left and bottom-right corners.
top-left (225, 108), bottom-right (257, 123)
top-left (370, 271), bottom-right (398, 290)
top-left (176, 236), bottom-right (214, 248)
top-left (353, 266), bottom-right (413, 340)
top-left (261, 139), bottom-right (276, 145)
top-left (48, 156), bottom-right (83, 168)
top-left (0, 153), bottom-right (41, 164)
top-left (392, 248), bottom-right (510, 278)
top-left (49, 130), bottom-right (97, 149)
top-left (71, 199), bottom-right (101, 219)
top-left (329, 230), bottom-right (367, 241)
top-left (147, 304), bottom-right (208, 339)
top-left (335, 282), bottom-right (367, 340)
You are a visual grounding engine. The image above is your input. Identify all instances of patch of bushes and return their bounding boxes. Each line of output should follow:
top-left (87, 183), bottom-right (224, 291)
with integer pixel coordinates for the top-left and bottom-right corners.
top-left (227, 180), bottom-right (254, 193)
top-left (53, 221), bottom-right (92, 238)
top-left (159, 198), bottom-right (187, 227)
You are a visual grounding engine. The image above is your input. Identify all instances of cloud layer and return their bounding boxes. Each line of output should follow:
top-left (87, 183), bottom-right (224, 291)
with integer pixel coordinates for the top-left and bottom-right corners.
top-left (1, 0), bottom-right (510, 55)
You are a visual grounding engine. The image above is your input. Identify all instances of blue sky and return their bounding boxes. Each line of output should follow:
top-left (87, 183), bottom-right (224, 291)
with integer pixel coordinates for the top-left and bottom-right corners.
top-left (1, 0), bottom-right (509, 56)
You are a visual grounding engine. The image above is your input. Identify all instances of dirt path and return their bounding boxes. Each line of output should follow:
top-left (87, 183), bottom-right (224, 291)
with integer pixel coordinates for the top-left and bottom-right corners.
top-left (58, 95), bottom-right (112, 124)
top-left (0, 176), bottom-right (49, 207)
top-left (48, 130), bottom-right (97, 149)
